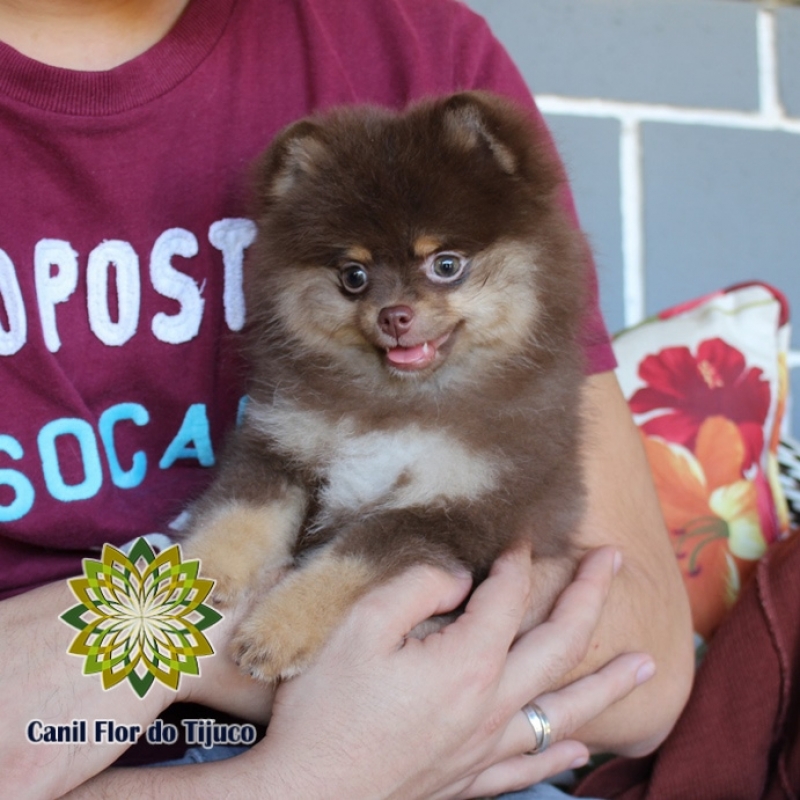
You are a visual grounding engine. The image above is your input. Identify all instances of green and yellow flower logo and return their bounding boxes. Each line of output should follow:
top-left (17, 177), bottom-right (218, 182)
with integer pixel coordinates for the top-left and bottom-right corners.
top-left (61, 538), bottom-right (222, 698)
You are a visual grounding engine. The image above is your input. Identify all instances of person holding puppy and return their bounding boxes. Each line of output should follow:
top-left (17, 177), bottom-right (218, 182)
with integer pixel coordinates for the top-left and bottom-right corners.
top-left (0, 0), bottom-right (693, 797)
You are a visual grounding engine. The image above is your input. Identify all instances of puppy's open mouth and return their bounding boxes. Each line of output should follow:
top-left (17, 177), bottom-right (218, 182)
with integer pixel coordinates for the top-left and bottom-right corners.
top-left (384, 330), bottom-right (453, 372)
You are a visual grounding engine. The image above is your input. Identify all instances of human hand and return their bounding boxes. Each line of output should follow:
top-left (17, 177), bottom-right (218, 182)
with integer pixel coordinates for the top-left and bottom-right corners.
top-left (249, 546), bottom-right (654, 800)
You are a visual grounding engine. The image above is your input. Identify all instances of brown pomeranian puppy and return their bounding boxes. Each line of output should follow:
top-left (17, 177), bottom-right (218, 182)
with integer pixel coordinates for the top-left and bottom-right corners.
top-left (185, 91), bottom-right (590, 682)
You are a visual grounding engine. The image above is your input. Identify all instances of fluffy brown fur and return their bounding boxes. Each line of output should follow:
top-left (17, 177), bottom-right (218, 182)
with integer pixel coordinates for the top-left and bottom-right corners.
top-left (184, 92), bottom-right (590, 681)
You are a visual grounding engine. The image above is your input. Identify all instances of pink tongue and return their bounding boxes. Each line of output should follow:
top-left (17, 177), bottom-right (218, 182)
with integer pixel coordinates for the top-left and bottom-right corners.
top-left (386, 343), bottom-right (432, 367)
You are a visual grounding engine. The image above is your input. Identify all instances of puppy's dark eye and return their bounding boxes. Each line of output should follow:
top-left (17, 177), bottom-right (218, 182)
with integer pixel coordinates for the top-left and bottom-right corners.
top-left (426, 252), bottom-right (466, 284)
top-left (339, 264), bottom-right (369, 294)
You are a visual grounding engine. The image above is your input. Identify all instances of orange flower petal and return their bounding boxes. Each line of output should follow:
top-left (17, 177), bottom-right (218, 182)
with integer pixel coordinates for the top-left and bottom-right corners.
top-left (695, 416), bottom-right (746, 491)
top-left (643, 435), bottom-right (711, 530)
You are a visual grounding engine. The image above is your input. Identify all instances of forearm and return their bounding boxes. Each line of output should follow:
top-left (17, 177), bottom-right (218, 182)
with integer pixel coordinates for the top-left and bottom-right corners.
top-left (552, 372), bottom-right (695, 756)
top-left (565, 549), bottom-right (692, 756)
top-left (60, 751), bottom-right (290, 800)
top-left (1, 580), bottom-right (173, 798)
top-left (1, 578), bottom-right (271, 800)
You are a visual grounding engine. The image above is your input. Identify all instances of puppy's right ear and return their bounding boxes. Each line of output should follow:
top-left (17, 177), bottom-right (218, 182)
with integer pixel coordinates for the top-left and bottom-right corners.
top-left (439, 92), bottom-right (519, 176)
top-left (257, 120), bottom-right (326, 205)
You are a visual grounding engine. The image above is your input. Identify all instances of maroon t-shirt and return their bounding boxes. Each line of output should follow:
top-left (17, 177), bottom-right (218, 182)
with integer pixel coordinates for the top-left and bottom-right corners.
top-left (0, 0), bottom-right (615, 597)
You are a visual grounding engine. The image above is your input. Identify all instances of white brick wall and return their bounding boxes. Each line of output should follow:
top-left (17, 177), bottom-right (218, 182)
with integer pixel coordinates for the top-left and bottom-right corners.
top-left (538, 9), bottom-right (799, 336)
top-left (467, 0), bottom-right (800, 432)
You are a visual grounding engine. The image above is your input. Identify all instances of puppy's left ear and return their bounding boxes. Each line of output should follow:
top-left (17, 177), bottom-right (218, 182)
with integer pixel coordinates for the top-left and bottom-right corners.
top-left (256, 119), bottom-right (327, 205)
top-left (439, 92), bottom-right (520, 175)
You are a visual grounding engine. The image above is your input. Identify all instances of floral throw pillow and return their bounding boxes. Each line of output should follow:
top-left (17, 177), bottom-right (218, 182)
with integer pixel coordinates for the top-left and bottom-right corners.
top-left (613, 282), bottom-right (792, 641)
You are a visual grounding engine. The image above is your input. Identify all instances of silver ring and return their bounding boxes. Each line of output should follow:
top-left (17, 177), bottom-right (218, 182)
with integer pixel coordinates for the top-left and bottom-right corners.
top-left (522, 703), bottom-right (552, 755)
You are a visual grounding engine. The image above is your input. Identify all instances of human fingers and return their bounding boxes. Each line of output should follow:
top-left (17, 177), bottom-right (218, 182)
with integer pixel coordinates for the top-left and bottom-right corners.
top-left (429, 545), bottom-right (623, 787)
top-left (341, 562), bottom-right (473, 646)
top-left (450, 740), bottom-right (589, 800)
top-left (444, 651), bottom-right (654, 798)
top-left (502, 546), bottom-right (620, 698)
top-left (497, 651), bottom-right (655, 762)
top-left (443, 546), bottom-right (534, 655)
top-left (352, 546), bottom-right (532, 658)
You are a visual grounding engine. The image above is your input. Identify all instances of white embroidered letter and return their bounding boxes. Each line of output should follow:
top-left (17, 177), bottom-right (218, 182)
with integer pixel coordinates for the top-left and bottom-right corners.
top-left (0, 248), bottom-right (27, 356)
top-left (209, 218), bottom-right (257, 332)
top-left (150, 228), bottom-right (203, 344)
top-left (87, 240), bottom-right (141, 347)
top-left (34, 239), bottom-right (79, 353)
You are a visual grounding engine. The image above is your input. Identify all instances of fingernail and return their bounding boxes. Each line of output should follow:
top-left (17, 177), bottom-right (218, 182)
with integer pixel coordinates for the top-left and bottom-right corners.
top-left (612, 550), bottom-right (623, 575)
top-left (635, 659), bottom-right (656, 685)
top-left (569, 754), bottom-right (589, 770)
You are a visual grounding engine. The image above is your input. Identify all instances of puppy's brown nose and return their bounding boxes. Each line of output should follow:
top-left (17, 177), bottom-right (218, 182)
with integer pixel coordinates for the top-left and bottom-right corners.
top-left (378, 305), bottom-right (414, 339)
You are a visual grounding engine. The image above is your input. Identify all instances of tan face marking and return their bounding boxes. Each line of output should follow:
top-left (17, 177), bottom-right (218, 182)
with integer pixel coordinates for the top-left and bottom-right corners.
top-left (447, 242), bottom-right (540, 354)
top-left (413, 236), bottom-right (444, 259)
top-left (344, 245), bottom-right (372, 264)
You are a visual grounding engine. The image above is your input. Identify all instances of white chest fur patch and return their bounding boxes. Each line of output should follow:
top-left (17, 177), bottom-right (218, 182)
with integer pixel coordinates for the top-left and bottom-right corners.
top-left (248, 402), bottom-right (501, 514)
top-left (321, 426), bottom-right (500, 513)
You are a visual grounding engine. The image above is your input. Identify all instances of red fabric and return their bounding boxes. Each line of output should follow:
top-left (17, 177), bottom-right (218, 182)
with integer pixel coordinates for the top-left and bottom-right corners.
top-left (576, 531), bottom-right (800, 800)
top-left (0, 0), bottom-right (614, 598)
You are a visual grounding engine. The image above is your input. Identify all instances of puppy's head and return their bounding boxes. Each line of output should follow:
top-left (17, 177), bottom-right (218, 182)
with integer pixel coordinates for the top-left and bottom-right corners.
top-left (247, 92), bottom-right (585, 391)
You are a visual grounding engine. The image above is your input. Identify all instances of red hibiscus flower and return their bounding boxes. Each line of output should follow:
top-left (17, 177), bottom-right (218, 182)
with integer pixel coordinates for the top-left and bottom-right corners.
top-left (629, 338), bottom-right (770, 468)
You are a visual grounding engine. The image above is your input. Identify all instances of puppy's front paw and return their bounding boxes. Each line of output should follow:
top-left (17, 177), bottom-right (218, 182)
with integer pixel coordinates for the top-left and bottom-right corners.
top-left (230, 551), bottom-right (376, 682)
top-left (230, 618), bottom-right (316, 682)
top-left (181, 540), bottom-right (249, 608)
top-left (206, 571), bottom-right (245, 608)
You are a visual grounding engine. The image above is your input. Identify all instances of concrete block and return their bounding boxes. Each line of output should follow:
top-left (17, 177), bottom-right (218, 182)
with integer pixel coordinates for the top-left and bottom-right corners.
top-left (544, 114), bottom-right (625, 333)
top-left (465, 0), bottom-right (759, 110)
